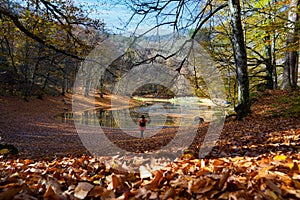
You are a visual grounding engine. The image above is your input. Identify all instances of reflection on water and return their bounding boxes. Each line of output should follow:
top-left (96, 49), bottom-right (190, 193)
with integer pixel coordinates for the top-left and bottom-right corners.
top-left (60, 102), bottom-right (214, 128)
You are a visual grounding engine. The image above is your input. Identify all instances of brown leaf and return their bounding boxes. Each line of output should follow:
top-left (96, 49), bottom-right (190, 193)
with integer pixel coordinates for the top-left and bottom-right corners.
top-left (293, 180), bottom-right (300, 189)
top-left (205, 189), bottom-right (220, 199)
top-left (189, 179), bottom-right (207, 194)
top-left (132, 179), bottom-right (143, 188)
top-left (218, 169), bottom-right (230, 190)
top-left (43, 186), bottom-right (58, 200)
top-left (135, 188), bottom-right (148, 199)
top-left (148, 191), bottom-right (159, 199)
top-left (46, 177), bottom-right (62, 195)
top-left (162, 187), bottom-right (176, 200)
top-left (198, 184), bottom-right (214, 194)
top-left (74, 182), bottom-right (94, 199)
top-left (0, 187), bottom-right (23, 200)
top-left (213, 159), bottom-right (225, 166)
top-left (13, 193), bottom-right (38, 200)
top-left (228, 190), bottom-right (247, 200)
top-left (218, 191), bottom-right (229, 199)
top-left (119, 190), bottom-right (134, 200)
top-left (170, 175), bottom-right (188, 188)
top-left (144, 170), bottom-right (163, 190)
top-left (112, 174), bottom-right (120, 190)
top-left (291, 162), bottom-right (300, 172)
top-left (264, 189), bottom-right (279, 200)
top-left (88, 185), bottom-right (106, 198)
top-left (264, 178), bottom-right (282, 196)
top-left (281, 185), bottom-right (300, 198)
top-left (0, 183), bottom-right (20, 189)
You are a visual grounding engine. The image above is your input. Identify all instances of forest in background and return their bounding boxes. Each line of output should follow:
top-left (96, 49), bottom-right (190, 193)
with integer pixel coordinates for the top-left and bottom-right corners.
top-left (0, 0), bottom-right (299, 114)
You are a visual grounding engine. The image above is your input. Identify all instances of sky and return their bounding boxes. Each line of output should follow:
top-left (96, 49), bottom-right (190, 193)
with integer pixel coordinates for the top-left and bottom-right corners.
top-left (74, 0), bottom-right (149, 34)
top-left (74, 0), bottom-right (180, 35)
top-left (15, 0), bottom-right (131, 32)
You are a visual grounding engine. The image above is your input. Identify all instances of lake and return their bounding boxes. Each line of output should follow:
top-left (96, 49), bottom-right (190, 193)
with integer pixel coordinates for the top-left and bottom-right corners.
top-left (60, 97), bottom-right (221, 128)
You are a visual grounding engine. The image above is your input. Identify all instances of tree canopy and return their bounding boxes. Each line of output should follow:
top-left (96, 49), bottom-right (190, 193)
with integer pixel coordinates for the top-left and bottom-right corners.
top-left (0, 0), bottom-right (299, 116)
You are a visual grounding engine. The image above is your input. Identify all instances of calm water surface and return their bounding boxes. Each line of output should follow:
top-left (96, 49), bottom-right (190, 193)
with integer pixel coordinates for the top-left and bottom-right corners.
top-left (60, 101), bottom-right (217, 128)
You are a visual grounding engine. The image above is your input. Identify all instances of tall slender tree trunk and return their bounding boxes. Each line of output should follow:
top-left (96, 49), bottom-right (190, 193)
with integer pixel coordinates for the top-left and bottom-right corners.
top-left (282, 0), bottom-right (300, 89)
top-left (265, 34), bottom-right (274, 89)
top-left (62, 68), bottom-right (67, 96)
top-left (270, 0), bottom-right (278, 89)
top-left (272, 27), bottom-right (278, 89)
top-left (228, 0), bottom-right (251, 119)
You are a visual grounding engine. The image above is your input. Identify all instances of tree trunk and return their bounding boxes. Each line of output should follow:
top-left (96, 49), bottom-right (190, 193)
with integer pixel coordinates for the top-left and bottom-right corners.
top-left (228, 0), bottom-right (251, 119)
top-left (62, 68), bottom-right (67, 96)
top-left (282, 0), bottom-right (299, 89)
top-left (272, 28), bottom-right (278, 89)
top-left (84, 77), bottom-right (91, 97)
top-left (270, 0), bottom-right (278, 89)
top-left (265, 34), bottom-right (274, 89)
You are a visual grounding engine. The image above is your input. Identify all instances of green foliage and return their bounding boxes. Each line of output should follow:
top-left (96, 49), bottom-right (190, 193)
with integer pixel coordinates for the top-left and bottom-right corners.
top-left (270, 90), bottom-right (300, 118)
top-left (0, 143), bottom-right (18, 155)
top-left (250, 92), bottom-right (260, 103)
top-left (194, 0), bottom-right (293, 103)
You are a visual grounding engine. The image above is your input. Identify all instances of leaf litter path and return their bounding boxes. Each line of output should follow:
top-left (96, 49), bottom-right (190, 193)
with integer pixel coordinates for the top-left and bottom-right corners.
top-left (0, 90), bottom-right (299, 199)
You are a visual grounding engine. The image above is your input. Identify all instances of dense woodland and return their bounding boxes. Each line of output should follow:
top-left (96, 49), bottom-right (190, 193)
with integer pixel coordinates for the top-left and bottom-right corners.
top-left (0, 0), bottom-right (299, 118)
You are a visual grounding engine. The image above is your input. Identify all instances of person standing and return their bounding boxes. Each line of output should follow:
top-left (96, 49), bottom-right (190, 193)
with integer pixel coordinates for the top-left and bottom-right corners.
top-left (138, 115), bottom-right (147, 138)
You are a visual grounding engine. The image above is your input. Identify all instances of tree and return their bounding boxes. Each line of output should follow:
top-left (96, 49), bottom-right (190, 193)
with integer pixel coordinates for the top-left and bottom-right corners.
top-left (244, 0), bottom-right (280, 90)
top-left (125, 0), bottom-right (251, 118)
top-left (282, 0), bottom-right (300, 89)
top-left (228, 0), bottom-right (250, 118)
top-left (0, 0), bottom-right (105, 97)
top-left (0, 0), bottom-right (103, 60)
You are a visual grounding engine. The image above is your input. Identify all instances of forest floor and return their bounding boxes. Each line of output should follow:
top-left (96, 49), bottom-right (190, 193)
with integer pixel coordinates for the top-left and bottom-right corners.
top-left (0, 90), bottom-right (299, 199)
top-left (0, 93), bottom-right (144, 159)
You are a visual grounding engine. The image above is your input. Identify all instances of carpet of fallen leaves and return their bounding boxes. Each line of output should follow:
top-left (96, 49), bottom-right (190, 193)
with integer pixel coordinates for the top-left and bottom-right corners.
top-left (0, 90), bottom-right (299, 199)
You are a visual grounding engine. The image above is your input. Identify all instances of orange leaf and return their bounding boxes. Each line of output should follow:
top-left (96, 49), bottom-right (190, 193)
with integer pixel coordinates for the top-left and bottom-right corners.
top-left (144, 170), bottom-right (163, 190)
top-left (44, 186), bottom-right (59, 200)
top-left (162, 187), bottom-right (176, 200)
top-left (112, 174), bottom-right (120, 190)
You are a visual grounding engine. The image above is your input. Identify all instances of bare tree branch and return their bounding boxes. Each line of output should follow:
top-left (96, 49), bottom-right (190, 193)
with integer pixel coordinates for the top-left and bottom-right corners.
top-left (191, 3), bottom-right (228, 39)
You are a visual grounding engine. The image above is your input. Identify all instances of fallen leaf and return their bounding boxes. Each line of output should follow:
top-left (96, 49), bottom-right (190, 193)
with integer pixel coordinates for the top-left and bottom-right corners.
top-left (274, 155), bottom-right (287, 162)
top-left (0, 187), bottom-right (23, 200)
top-left (74, 182), bottom-right (94, 199)
top-left (218, 169), bottom-right (230, 190)
top-left (13, 193), bottom-right (38, 200)
top-left (148, 170), bottom-right (163, 189)
top-left (162, 187), bottom-right (176, 200)
top-left (112, 174), bottom-right (120, 190)
top-left (139, 166), bottom-right (152, 179)
top-left (265, 178), bottom-right (282, 195)
top-left (88, 185), bottom-right (106, 198)
top-left (43, 186), bottom-right (58, 200)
